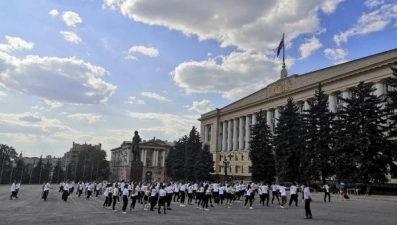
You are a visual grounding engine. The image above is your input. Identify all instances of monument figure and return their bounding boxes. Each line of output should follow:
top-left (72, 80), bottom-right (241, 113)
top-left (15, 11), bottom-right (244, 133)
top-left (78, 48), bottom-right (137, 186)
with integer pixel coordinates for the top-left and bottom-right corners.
top-left (132, 130), bottom-right (141, 162)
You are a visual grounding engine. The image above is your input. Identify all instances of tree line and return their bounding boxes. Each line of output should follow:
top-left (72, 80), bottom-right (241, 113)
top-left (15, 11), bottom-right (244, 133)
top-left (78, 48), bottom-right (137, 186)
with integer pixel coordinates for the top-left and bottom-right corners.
top-left (0, 144), bottom-right (110, 184)
top-left (250, 65), bottom-right (397, 185)
top-left (166, 127), bottom-right (215, 182)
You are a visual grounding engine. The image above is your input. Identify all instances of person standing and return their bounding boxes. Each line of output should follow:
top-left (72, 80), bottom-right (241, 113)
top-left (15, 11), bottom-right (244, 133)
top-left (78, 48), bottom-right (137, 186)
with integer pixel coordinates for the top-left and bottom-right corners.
top-left (112, 184), bottom-right (119, 211)
top-left (130, 184), bottom-right (138, 211)
top-left (42, 181), bottom-right (50, 201)
top-left (289, 183), bottom-right (298, 206)
top-left (339, 181), bottom-right (345, 201)
top-left (122, 185), bottom-right (129, 214)
top-left (303, 183), bottom-right (313, 219)
top-left (323, 183), bottom-right (331, 202)
top-left (15, 181), bottom-right (21, 198)
top-left (158, 185), bottom-right (167, 214)
top-left (260, 183), bottom-right (269, 206)
top-left (179, 183), bottom-right (186, 207)
top-left (279, 184), bottom-right (287, 209)
top-left (150, 184), bottom-right (158, 211)
top-left (62, 180), bottom-right (70, 202)
top-left (86, 182), bottom-right (93, 200)
top-left (10, 180), bottom-right (17, 200)
top-left (271, 181), bottom-right (280, 204)
top-left (243, 185), bottom-right (254, 209)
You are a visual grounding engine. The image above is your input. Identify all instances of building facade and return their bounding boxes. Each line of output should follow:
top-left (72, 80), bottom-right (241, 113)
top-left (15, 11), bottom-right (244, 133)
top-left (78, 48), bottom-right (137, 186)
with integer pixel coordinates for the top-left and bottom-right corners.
top-left (110, 139), bottom-right (173, 182)
top-left (62, 142), bottom-right (102, 170)
top-left (199, 49), bottom-right (397, 183)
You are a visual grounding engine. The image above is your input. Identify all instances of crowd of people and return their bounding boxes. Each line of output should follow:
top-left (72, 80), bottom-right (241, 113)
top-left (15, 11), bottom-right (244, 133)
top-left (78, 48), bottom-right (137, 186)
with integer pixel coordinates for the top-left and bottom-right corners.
top-left (46, 180), bottom-right (315, 219)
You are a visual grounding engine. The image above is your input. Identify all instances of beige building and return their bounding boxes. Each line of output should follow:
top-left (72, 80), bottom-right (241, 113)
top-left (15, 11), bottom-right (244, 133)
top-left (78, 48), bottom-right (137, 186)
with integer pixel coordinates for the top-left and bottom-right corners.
top-left (62, 142), bottom-right (102, 170)
top-left (110, 139), bottom-right (173, 182)
top-left (199, 49), bottom-right (397, 183)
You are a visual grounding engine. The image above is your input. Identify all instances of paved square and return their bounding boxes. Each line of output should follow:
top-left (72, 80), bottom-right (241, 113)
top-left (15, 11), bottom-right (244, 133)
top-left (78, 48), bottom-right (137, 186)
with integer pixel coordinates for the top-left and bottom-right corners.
top-left (0, 185), bottom-right (396, 225)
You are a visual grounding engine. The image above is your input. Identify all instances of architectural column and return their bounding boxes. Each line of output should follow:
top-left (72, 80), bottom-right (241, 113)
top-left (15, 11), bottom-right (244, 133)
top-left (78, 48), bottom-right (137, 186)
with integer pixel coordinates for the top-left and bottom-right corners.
top-left (222, 122), bottom-right (227, 152)
top-left (227, 120), bottom-right (233, 151)
top-left (143, 149), bottom-right (147, 166)
top-left (140, 149), bottom-right (145, 163)
top-left (328, 93), bottom-right (336, 113)
top-left (375, 81), bottom-right (384, 97)
top-left (304, 101), bottom-right (310, 111)
top-left (245, 115), bottom-right (251, 150)
top-left (274, 108), bottom-right (280, 127)
top-left (162, 150), bottom-right (165, 167)
top-left (252, 113), bottom-right (257, 126)
top-left (239, 117), bottom-right (244, 150)
top-left (233, 118), bottom-right (238, 150)
top-left (266, 110), bottom-right (272, 127)
top-left (342, 90), bottom-right (350, 107)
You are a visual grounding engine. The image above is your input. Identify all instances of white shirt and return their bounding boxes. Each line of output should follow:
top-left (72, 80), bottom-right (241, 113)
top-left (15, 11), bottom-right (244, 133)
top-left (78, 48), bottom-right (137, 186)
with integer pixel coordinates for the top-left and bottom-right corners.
top-left (16, 183), bottom-right (20, 189)
top-left (323, 184), bottom-right (330, 193)
top-left (246, 188), bottom-right (252, 196)
top-left (11, 183), bottom-right (16, 192)
top-left (151, 188), bottom-right (157, 197)
top-left (113, 187), bottom-right (119, 196)
top-left (271, 184), bottom-right (278, 192)
top-left (123, 188), bottom-right (129, 196)
top-left (279, 186), bottom-right (286, 196)
top-left (261, 185), bottom-right (268, 194)
top-left (304, 187), bottom-right (311, 200)
top-left (44, 183), bottom-right (50, 191)
top-left (290, 185), bottom-right (297, 195)
top-left (159, 189), bottom-right (166, 197)
top-left (219, 186), bottom-right (225, 195)
top-left (213, 183), bottom-right (219, 192)
top-left (193, 183), bottom-right (198, 190)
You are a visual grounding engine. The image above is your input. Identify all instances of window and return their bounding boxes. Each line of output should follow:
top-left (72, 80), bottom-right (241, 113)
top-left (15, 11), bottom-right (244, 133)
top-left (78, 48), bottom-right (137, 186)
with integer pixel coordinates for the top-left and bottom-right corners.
top-left (235, 165), bottom-right (238, 173)
top-left (241, 154), bottom-right (244, 161)
top-left (241, 166), bottom-right (244, 173)
top-left (299, 102), bottom-right (305, 113)
top-left (248, 166), bottom-right (252, 173)
top-left (219, 166), bottom-right (222, 173)
top-left (207, 126), bottom-right (212, 142)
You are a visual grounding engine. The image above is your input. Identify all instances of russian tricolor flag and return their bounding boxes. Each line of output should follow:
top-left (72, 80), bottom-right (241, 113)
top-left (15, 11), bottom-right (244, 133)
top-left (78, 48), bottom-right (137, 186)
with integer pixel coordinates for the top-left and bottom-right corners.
top-left (277, 33), bottom-right (284, 57)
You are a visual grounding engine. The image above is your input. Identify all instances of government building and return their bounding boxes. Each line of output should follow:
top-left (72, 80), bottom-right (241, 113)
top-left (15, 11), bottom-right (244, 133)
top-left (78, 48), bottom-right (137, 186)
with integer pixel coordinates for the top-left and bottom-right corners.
top-left (110, 139), bottom-right (173, 182)
top-left (199, 49), bottom-right (397, 183)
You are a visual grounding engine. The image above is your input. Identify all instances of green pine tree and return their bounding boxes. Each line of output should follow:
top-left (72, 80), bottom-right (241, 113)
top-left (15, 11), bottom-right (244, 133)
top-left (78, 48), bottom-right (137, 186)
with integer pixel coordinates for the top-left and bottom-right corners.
top-left (273, 97), bottom-right (304, 183)
top-left (249, 110), bottom-right (276, 183)
top-left (334, 82), bottom-right (393, 183)
top-left (166, 137), bottom-right (186, 181)
top-left (194, 144), bottom-right (215, 181)
top-left (302, 83), bottom-right (335, 184)
top-left (386, 64), bottom-right (397, 138)
top-left (185, 127), bottom-right (202, 181)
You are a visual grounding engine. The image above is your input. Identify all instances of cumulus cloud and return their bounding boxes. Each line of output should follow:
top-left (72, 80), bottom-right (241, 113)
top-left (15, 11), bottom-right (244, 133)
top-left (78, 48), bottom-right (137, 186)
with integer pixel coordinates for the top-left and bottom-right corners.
top-left (60, 31), bottom-right (82, 44)
top-left (127, 111), bottom-right (199, 138)
top-left (0, 36), bottom-right (34, 53)
top-left (126, 96), bottom-right (145, 105)
top-left (334, 3), bottom-right (397, 46)
top-left (103, 0), bottom-right (344, 52)
top-left (62, 11), bottom-right (82, 27)
top-left (141, 92), bottom-right (170, 102)
top-left (186, 100), bottom-right (213, 113)
top-left (172, 51), bottom-right (292, 100)
top-left (18, 112), bottom-right (42, 123)
top-left (49, 9), bottom-right (59, 16)
top-left (0, 36), bottom-right (116, 105)
top-left (324, 48), bottom-right (348, 64)
top-left (67, 113), bottom-right (102, 124)
top-left (125, 46), bottom-right (159, 60)
top-left (365, 0), bottom-right (385, 9)
top-left (44, 100), bottom-right (64, 109)
top-left (299, 37), bottom-right (323, 59)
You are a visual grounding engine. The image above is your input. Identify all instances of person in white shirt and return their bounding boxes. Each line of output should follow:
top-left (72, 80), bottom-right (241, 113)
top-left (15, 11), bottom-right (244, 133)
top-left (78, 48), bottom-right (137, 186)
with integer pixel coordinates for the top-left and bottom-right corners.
top-left (77, 182), bottom-right (84, 197)
top-left (279, 184), bottom-right (287, 208)
top-left (150, 184), bottom-right (158, 211)
top-left (103, 184), bottom-right (110, 208)
top-left (173, 183), bottom-right (180, 202)
top-left (158, 185), bottom-right (167, 214)
top-left (10, 180), bottom-right (16, 200)
top-left (187, 183), bottom-right (194, 205)
top-left (303, 183), bottom-right (313, 219)
top-left (179, 183), bottom-right (186, 207)
top-left (42, 181), bottom-right (51, 201)
top-left (15, 181), bottom-right (21, 198)
top-left (243, 185), bottom-right (254, 209)
top-left (166, 183), bottom-right (173, 210)
top-left (112, 184), bottom-right (119, 211)
top-left (289, 183), bottom-right (298, 206)
top-left (271, 181), bottom-right (280, 204)
top-left (62, 180), bottom-right (70, 202)
top-left (95, 182), bottom-right (101, 197)
top-left (260, 183), bottom-right (269, 206)
top-left (323, 183), bottom-right (331, 202)
top-left (121, 185), bottom-right (129, 214)
top-left (130, 183), bottom-right (139, 211)
top-left (219, 184), bottom-right (225, 205)
top-left (86, 182), bottom-right (93, 200)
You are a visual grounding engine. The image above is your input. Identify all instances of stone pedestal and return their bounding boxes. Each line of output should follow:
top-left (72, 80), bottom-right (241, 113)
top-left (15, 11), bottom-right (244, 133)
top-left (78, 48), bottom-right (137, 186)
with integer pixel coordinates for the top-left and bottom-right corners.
top-left (130, 161), bottom-right (143, 182)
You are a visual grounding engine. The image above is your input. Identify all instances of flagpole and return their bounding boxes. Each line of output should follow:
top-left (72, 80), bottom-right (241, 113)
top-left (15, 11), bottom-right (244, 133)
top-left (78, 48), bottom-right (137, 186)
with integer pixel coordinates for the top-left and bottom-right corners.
top-left (282, 33), bottom-right (285, 68)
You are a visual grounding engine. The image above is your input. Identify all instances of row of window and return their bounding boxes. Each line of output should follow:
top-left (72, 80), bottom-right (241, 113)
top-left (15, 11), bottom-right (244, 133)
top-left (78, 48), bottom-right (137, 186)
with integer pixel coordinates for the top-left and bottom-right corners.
top-left (219, 165), bottom-right (252, 174)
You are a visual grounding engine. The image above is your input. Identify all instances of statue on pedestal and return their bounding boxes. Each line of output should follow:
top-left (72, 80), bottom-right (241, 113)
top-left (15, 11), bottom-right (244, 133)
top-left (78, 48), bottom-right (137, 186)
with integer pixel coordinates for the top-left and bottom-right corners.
top-left (132, 130), bottom-right (141, 162)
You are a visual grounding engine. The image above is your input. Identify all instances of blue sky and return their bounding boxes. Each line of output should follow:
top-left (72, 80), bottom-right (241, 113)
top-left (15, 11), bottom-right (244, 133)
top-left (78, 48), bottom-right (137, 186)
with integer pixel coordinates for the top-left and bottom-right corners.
top-left (0, 0), bottom-right (396, 158)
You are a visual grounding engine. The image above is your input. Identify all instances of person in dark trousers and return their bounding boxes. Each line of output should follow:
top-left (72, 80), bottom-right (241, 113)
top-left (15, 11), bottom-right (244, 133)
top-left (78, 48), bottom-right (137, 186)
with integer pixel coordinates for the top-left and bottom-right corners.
top-left (86, 182), bottom-right (93, 200)
top-left (244, 185), bottom-right (254, 209)
top-left (271, 181), bottom-right (280, 204)
top-left (150, 184), bottom-right (158, 211)
top-left (42, 181), bottom-right (50, 201)
top-left (158, 185), bottom-right (167, 214)
top-left (62, 180), bottom-right (70, 202)
top-left (289, 183), bottom-right (298, 206)
top-left (166, 183), bottom-right (173, 210)
top-left (112, 184), bottom-right (119, 211)
top-left (323, 183), bottom-right (331, 202)
top-left (130, 185), bottom-right (138, 211)
top-left (10, 180), bottom-right (17, 200)
top-left (303, 183), bottom-right (313, 219)
top-left (122, 185), bottom-right (129, 214)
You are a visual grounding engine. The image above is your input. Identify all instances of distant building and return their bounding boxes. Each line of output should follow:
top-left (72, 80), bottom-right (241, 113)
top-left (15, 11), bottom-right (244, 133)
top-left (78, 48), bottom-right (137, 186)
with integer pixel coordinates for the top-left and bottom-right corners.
top-left (110, 139), bottom-right (173, 182)
top-left (62, 142), bottom-right (102, 170)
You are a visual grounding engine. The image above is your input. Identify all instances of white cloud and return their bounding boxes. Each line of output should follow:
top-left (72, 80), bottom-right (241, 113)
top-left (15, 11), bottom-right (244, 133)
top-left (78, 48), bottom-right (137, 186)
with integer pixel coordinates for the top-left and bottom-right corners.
top-left (103, 0), bottom-right (344, 52)
top-left (0, 90), bottom-right (6, 99)
top-left (49, 9), bottom-right (59, 16)
top-left (60, 31), bottom-right (82, 44)
top-left (187, 100), bottom-right (213, 113)
top-left (324, 48), bottom-right (348, 64)
top-left (0, 36), bottom-right (34, 53)
top-left (67, 113), bottom-right (102, 124)
top-left (18, 112), bottom-right (42, 123)
top-left (299, 36), bottom-right (323, 59)
top-left (172, 51), bottom-right (293, 100)
top-left (365, 0), bottom-right (385, 9)
top-left (127, 111), bottom-right (199, 139)
top-left (0, 37), bottom-right (116, 105)
top-left (141, 92), bottom-right (170, 102)
top-left (126, 96), bottom-right (145, 105)
top-left (334, 3), bottom-right (397, 46)
top-left (126, 46), bottom-right (159, 59)
top-left (62, 11), bottom-right (82, 27)
top-left (44, 100), bottom-right (64, 109)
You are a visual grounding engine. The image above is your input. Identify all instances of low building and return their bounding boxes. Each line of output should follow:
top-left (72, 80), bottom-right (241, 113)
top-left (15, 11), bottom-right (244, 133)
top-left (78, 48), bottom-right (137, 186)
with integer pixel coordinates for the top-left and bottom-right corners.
top-left (110, 139), bottom-right (173, 182)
